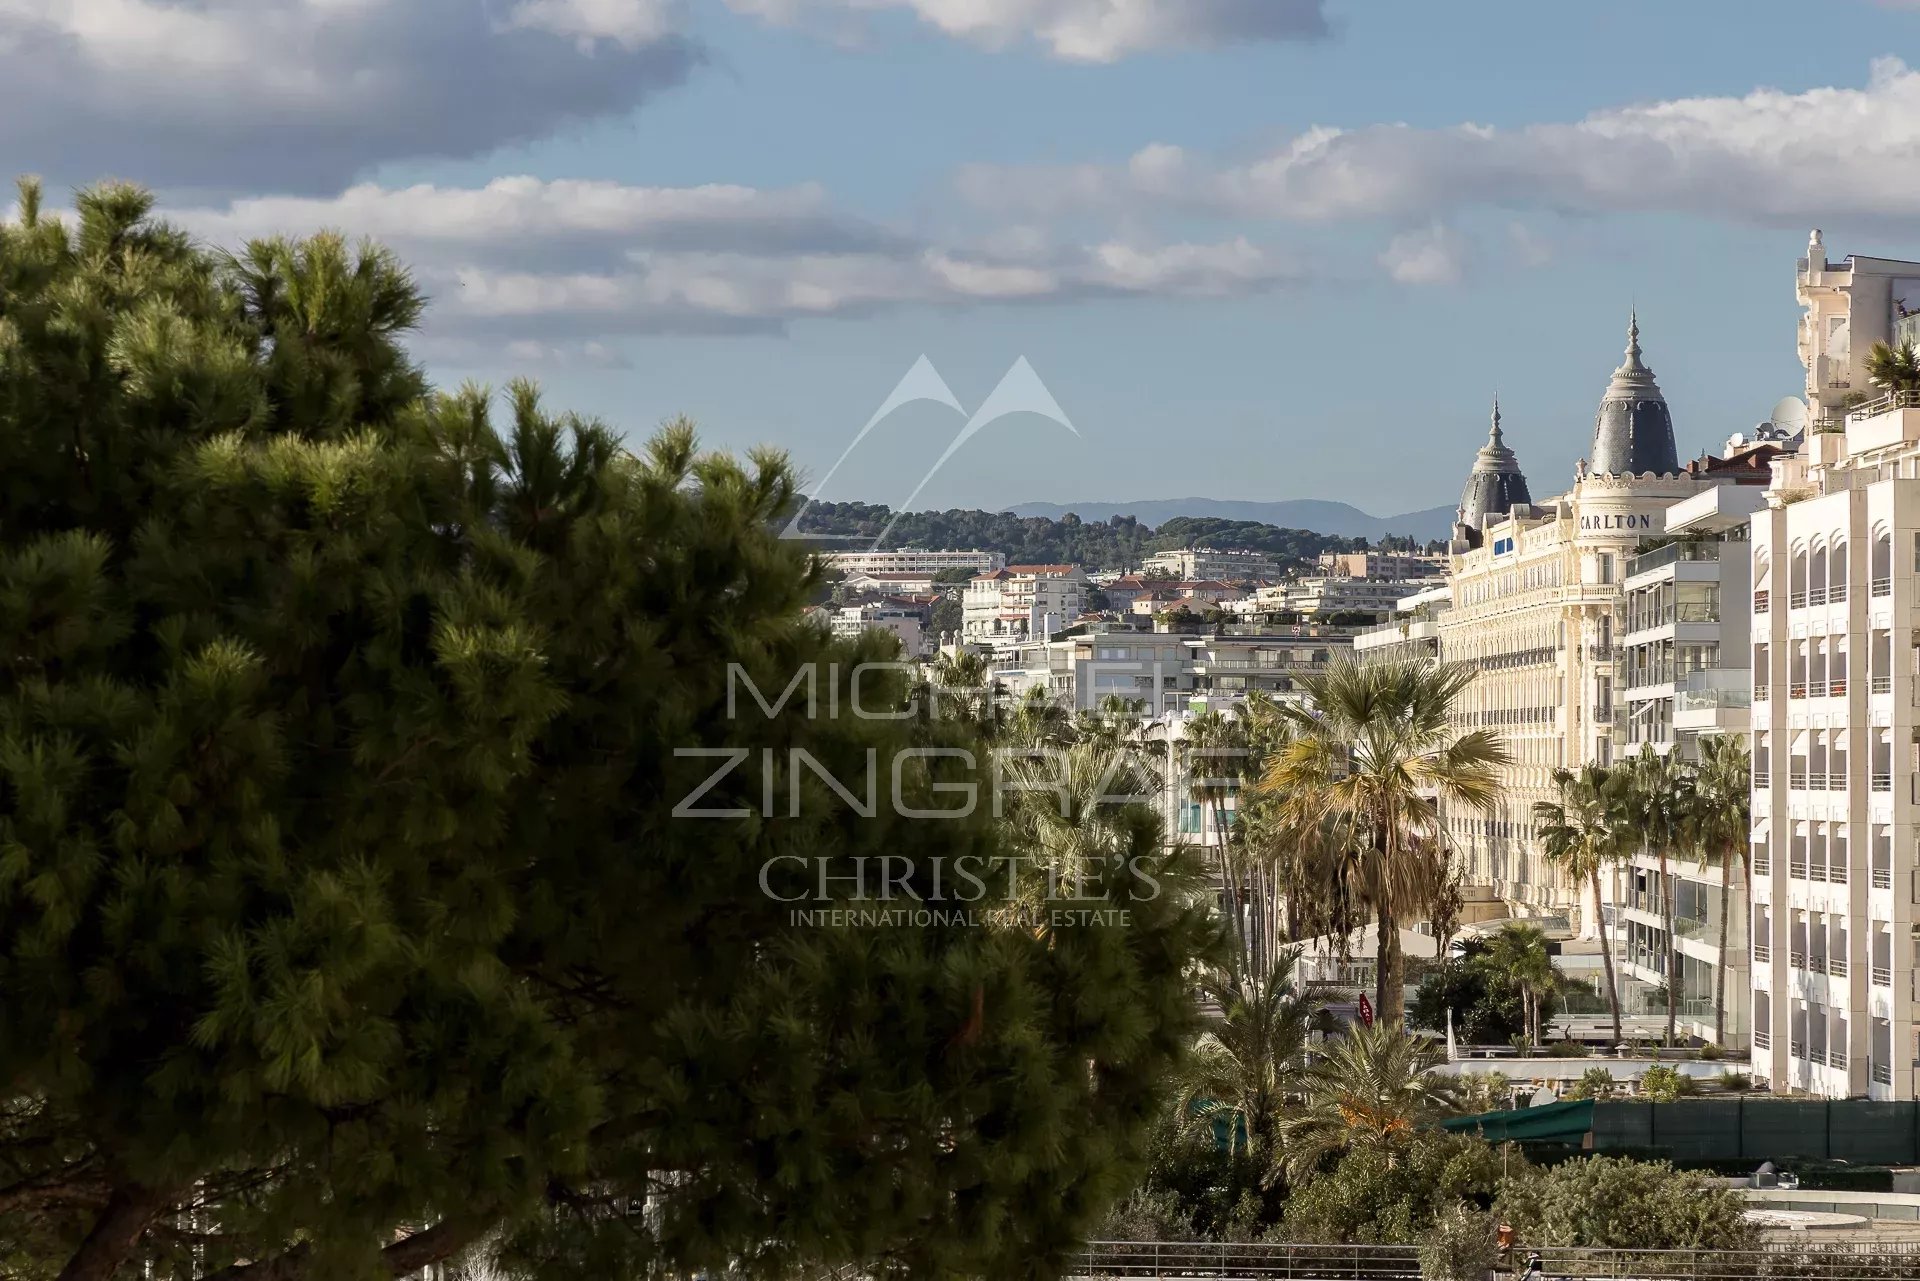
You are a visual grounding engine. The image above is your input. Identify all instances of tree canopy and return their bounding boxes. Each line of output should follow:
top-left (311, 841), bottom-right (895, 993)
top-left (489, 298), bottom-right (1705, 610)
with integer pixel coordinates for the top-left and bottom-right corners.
top-left (0, 181), bottom-right (1215, 1281)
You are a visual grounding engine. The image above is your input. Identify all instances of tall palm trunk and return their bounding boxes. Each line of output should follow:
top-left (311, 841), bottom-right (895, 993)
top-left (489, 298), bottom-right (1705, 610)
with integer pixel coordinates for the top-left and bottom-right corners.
top-left (1374, 902), bottom-right (1399, 1027)
top-left (1713, 843), bottom-right (1736, 1046)
top-left (1592, 866), bottom-right (1624, 1045)
top-left (1657, 841), bottom-right (1677, 1045)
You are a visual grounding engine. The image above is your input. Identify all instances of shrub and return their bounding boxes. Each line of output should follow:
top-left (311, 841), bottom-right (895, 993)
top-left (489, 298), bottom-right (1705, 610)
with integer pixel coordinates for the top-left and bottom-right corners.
top-left (1546, 1039), bottom-right (1591, 1058)
top-left (1497, 1155), bottom-right (1757, 1252)
top-left (1637, 1065), bottom-right (1693, 1101)
top-left (1418, 1202), bottom-right (1501, 1281)
top-left (1697, 1041), bottom-right (1724, 1061)
top-left (1280, 1132), bottom-right (1505, 1245)
top-left (1567, 1067), bottom-right (1617, 1101)
top-left (1717, 1070), bottom-right (1753, 1092)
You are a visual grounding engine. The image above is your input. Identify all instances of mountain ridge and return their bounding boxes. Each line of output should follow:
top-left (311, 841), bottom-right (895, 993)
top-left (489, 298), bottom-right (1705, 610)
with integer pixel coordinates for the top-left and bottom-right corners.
top-left (1004, 498), bottom-right (1456, 543)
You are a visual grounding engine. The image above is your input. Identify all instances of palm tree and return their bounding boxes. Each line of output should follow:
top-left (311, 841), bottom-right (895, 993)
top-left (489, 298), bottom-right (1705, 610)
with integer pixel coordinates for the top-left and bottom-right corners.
top-left (1003, 685), bottom-right (1076, 746)
top-left (1623, 745), bottom-right (1689, 1045)
top-left (1178, 950), bottom-right (1318, 1162)
top-left (1184, 710), bottom-right (1256, 973)
top-left (1274, 1022), bottom-right (1457, 1184)
top-left (1683, 735), bottom-right (1752, 1046)
top-left (928, 648), bottom-right (995, 726)
top-left (1534, 765), bottom-right (1628, 1044)
top-left (1259, 657), bottom-right (1509, 1028)
top-left (1479, 923), bottom-right (1559, 1047)
top-left (1866, 338), bottom-right (1920, 395)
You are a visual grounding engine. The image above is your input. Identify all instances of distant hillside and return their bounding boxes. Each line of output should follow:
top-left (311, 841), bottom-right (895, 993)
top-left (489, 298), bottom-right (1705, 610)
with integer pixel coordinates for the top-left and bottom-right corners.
top-left (1005, 498), bottom-right (1456, 543)
top-left (794, 502), bottom-right (1388, 574)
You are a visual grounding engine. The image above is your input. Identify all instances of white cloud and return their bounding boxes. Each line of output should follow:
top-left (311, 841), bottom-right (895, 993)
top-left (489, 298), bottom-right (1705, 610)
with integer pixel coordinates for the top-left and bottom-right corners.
top-left (504, 0), bottom-right (681, 50)
top-left (726, 0), bottom-right (1327, 62)
top-left (0, 0), bottom-right (698, 193)
top-left (1378, 224), bottom-right (1467, 286)
top-left (961, 59), bottom-right (1920, 227)
top-left (166, 177), bottom-right (1302, 342)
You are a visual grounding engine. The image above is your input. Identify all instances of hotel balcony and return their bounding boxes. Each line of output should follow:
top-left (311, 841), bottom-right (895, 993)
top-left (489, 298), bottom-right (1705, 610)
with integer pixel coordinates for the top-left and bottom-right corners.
top-left (1673, 668), bottom-right (1750, 734)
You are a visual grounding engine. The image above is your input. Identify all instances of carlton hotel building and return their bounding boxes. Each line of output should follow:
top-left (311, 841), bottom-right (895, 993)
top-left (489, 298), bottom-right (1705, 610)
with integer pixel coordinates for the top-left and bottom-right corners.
top-left (1439, 319), bottom-right (1723, 916)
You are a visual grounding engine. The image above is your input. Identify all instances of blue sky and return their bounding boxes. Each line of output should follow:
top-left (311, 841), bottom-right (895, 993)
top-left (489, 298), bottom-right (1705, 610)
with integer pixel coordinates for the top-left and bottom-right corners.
top-left (8, 0), bottom-right (1920, 515)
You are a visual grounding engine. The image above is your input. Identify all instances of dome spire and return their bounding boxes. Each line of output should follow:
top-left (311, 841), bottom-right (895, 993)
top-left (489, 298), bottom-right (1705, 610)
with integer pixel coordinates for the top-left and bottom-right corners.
top-left (1588, 308), bottom-right (1679, 476)
top-left (1457, 394), bottom-right (1532, 533)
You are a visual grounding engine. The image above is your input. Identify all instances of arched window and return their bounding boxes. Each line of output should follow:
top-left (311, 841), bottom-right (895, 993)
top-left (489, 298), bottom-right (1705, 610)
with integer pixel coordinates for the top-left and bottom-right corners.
top-left (1790, 544), bottom-right (1809, 608)
top-left (1872, 528), bottom-right (1892, 596)
top-left (1829, 539), bottom-right (1849, 602)
top-left (1809, 540), bottom-right (1828, 603)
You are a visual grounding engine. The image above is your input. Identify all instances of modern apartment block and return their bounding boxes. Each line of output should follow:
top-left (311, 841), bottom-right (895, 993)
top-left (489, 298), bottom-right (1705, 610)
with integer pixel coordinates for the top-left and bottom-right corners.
top-left (1746, 237), bottom-right (1920, 1099)
top-left (987, 620), bottom-right (1197, 714)
top-left (1318, 550), bottom-right (1449, 580)
top-left (827, 603), bottom-right (932, 657)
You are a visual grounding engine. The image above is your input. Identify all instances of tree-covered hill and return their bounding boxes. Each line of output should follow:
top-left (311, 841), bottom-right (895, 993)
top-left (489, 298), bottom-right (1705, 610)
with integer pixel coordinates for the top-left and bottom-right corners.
top-left (796, 501), bottom-right (1371, 572)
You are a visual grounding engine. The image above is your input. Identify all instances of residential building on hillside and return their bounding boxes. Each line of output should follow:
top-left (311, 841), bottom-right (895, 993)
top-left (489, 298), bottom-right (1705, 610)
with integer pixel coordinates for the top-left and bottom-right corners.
top-left (1439, 323), bottom-right (1717, 924)
top-left (842, 570), bottom-right (937, 594)
top-left (1281, 574), bottom-right (1443, 620)
top-left (1142, 548), bottom-right (1282, 582)
top-left (1319, 550), bottom-right (1449, 580)
top-left (823, 548), bottom-right (1005, 577)
top-left (1746, 236), bottom-right (1920, 1100)
top-left (962, 564), bottom-right (1087, 642)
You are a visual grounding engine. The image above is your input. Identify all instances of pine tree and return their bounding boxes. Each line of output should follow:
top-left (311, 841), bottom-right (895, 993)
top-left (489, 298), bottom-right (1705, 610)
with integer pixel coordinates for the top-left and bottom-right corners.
top-left (0, 181), bottom-right (1216, 1281)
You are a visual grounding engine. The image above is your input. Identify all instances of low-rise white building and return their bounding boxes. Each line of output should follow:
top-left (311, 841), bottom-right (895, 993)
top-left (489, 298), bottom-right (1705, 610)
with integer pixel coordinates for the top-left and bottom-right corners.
top-left (829, 603), bottom-right (931, 657)
top-left (1142, 548), bottom-right (1282, 582)
top-left (823, 548), bottom-right (1005, 577)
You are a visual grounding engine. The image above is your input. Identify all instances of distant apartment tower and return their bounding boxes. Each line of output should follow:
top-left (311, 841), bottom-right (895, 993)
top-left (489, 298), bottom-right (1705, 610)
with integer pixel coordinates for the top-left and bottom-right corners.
top-left (823, 548), bottom-right (1005, 577)
top-left (1142, 548), bottom-right (1281, 582)
top-left (1746, 235), bottom-right (1920, 1100)
top-left (962, 564), bottom-right (1088, 642)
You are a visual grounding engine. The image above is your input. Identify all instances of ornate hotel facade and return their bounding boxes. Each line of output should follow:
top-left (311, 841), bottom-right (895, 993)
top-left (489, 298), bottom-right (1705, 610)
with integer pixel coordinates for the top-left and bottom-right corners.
top-left (1439, 320), bottom-right (1712, 920)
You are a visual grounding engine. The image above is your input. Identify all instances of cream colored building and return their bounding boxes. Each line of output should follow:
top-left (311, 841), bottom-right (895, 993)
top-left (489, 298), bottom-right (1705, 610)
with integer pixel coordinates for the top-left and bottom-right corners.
top-left (1439, 325), bottom-right (1714, 924)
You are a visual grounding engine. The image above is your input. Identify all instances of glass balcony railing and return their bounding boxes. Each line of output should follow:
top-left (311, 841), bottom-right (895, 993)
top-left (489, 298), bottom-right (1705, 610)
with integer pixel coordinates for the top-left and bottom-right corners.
top-left (1626, 542), bottom-right (1720, 578)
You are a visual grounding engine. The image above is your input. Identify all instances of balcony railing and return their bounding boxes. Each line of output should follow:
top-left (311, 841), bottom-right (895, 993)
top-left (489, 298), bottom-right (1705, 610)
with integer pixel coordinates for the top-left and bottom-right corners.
top-left (1831, 861), bottom-right (1848, 885)
top-left (1626, 541), bottom-right (1721, 577)
top-left (1752, 854), bottom-right (1770, 875)
top-left (1790, 948), bottom-right (1808, 968)
top-left (1830, 1049), bottom-right (1848, 1069)
top-left (1830, 958), bottom-right (1850, 978)
top-left (1873, 675), bottom-right (1893, 694)
top-left (1874, 868), bottom-right (1893, 890)
top-left (1754, 589), bottom-right (1770, 613)
top-left (1791, 1038), bottom-right (1806, 1058)
top-left (1872, 965), bottom-right (1893, 987)
top-left (1830, 678), bottom-right (1849, 697)
top-left (1790, 590), bottom-right (1809, 609)
top-left (1790, 683), bottom-right (1808, 699)
top-left (1754, 683), bottom-right (1771, 701)
top-left (1808, 679), bottom-right (1829, 697)
top-left (1873, 576), bottom-right (1892, 598)
top-left (1874, 1062), bottom-right (1894, 1085)
top-left (1753, 942), bottom-right (1771, 962)
top-left (1808, 587), bottom-right (1828, 607)
top-left (1754, 1029), bottom-right (1771, 1049)
top-left (1790, 856), bottom-right (1809, 878)
top-left (1872, 773), bottom-right (1893, 792)
top-left (1830, 583), bottom-right (1849, 604)
top-left (1788, 771), bottom-right (1809, 790)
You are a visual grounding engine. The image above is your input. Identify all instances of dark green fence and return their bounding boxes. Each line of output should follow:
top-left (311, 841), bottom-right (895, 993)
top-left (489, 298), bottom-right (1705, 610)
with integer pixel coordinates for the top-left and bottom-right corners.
top-left (1590, 1100), bottom-right (1920, 1165)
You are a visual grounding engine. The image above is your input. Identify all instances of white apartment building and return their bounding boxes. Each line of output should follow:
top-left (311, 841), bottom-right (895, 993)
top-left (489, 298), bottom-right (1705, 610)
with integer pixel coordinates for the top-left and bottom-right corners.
top-left (962, 564), bottom-right (1088, 642)
top-left (1746, 235), bottom-right (1920, 1100)
top-left (828, 603), bottom-right (932, 657)
top-left (1352, 584), bottom-right (1450, 663)
top-left (1614, 480), bottom-right (1770, 1046)
top-left (1142, 548), bottom-right (1282, 582)
top-left (1281, 575), bottom-right (1443, 620)
top-left (1185, 628), bottom-right (1355, 711)
top-left (823, 548), bottom-right (1005, 577)
top-left (987, 622), bottom-right (1197, 714)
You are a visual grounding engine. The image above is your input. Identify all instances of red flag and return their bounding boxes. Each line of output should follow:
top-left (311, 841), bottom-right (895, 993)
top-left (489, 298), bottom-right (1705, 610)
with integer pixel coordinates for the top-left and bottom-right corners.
top-left (1357, 993), bottom-right (1374, 1028)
